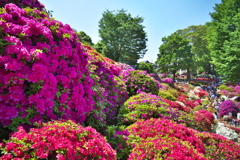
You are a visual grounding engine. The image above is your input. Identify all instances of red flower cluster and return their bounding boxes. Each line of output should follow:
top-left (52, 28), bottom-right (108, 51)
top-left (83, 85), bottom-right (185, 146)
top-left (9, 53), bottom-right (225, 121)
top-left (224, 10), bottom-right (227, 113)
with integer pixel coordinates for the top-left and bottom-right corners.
top-left (0, 120), bottom-right (116, 159)
top-left (194, 110), bottom-right (215, 131)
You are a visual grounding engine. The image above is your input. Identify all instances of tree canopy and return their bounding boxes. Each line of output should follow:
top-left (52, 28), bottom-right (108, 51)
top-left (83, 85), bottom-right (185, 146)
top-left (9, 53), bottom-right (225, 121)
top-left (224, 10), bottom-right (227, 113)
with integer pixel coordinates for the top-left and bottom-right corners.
top-left (77, 31), bottom-right (94, 46)
top-left (155, 32), bottom-right (192, 81)
top-left (136, 61), bottom-right (154, 73)
top-left (98, 9), bottom-right (147, 66)
top-left (208, 0), bottom-right (240, 82)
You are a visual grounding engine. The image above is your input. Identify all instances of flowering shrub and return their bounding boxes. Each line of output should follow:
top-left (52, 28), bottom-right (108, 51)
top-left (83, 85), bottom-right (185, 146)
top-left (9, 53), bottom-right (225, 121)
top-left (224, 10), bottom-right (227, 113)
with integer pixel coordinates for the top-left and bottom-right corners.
top-left (162, 98), bottom-right (190, 112)
top-left (122, 70), bottom-right (159, 96)
top-left (83, 45), bottom-right (128, 132)
top-left (218, 84), bottom-right (235, 92)
top-left (128, 137), bottom-right (206, 160)
top-left (219, 100), bottom-right (239, 117)
top-left (0, 0), bottom-right (45, 10)
top-left (177, 96), bottom-right (197, 109)
top-left (198, 132), bottom-right (240, 159)
top-left (126, 118), bottom-right (205, 154)
top-left (194, 110), bottom-right (214, 131)
top-left (119, 92), bottom-right (177, 125)
top-left (0, 4), bottom-right (94, 130)
top-left (234, 85), bottom-right (240, 94)
top-left (162, 77), bottom-right (174, 84)
top-left (0, 120), bottom-right (116, 159)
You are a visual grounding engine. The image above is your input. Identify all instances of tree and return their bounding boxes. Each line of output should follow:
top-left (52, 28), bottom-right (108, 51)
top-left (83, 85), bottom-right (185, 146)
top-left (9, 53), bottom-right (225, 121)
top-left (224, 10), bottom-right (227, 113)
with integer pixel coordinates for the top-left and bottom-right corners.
top-left (208, 0), bottom-right (240, 82)
top-left (136, 61), bottom-right (154, 73)
top-left (98, 9), bottom-right (147, 66)
top-left (155, 32), bottom-right (192, 81)
top-left (77, 31), bottom-right (94, 46)
top-left (177, 25), bottom-right (214, 75)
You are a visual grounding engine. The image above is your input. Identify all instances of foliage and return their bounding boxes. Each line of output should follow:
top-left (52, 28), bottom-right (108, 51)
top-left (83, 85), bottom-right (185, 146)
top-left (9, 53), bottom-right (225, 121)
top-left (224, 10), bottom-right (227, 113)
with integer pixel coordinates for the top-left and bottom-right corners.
top-left (76, 31), bottom-right (94, 46)
top-left (162, 77), bottom-right (174, 84)
top-left (0, 120), bottom-right (116, 159)
top-left (218, 84), bottom-right (235, 92)
top-left (0, 4), bottom-right (94, 131)
top-left (198, 132), bottom-right (240, 159)
top-left (98, 9), bottom-right (147, 66)
top-left (122, 70), bottom-right (159, 97)
top-left (219, 100), bottom-right (239, 117)
top-left (155, 32), bottom-right (192, 81)
top-left (158, 90), bottom-right (177, 101)
top-left (136, 62), bottom-right (154, 73)
top-left (208, 0), bottom-right (240, 82)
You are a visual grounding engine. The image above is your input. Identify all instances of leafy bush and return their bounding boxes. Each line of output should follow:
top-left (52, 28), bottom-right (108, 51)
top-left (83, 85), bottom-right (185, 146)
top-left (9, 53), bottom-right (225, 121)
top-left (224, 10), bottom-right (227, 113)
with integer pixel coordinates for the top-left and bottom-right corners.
top-left (122, 70), bottom-right (159, 96)
top-left (0, 4), bottom-right (94, 131)
top-left (0, 120), bottom-right (116, 159)
top-left (0, 0), bottom-right (44, 10)
top-left (198, 132), bottom-right (240, 159)
top-left (163, 78), bottom-right (174, 84)
top-left (219, 100), bottom-right (239, 117)
top-left (158, 90), bottom-right (177, 101)
top-left (218, 84), bottom-right (235, 92)
top-left (136, 62), bottom-right (154, 73)
top-left (119, 92), bottom-right (175, 125)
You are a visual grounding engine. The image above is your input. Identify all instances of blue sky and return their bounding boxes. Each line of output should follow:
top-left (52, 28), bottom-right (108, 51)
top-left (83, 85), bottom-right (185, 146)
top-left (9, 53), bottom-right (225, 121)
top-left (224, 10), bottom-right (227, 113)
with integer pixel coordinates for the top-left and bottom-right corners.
top-left (40, 0), bottom-right (221, 63)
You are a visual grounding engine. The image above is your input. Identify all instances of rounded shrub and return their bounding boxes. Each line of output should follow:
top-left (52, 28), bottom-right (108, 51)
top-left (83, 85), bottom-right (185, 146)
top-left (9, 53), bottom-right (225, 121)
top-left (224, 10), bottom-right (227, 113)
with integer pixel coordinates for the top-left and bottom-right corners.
top-left (158, 90), bottom-right (177, 101)
top-left (0, 4), bottom-right (94, 130)
top-left (126, 118), bottom-right (205, 155)
top-left (0, 120), bottom-right (116, 159)
top-left (0, 0), bottom-right (44, 10)
top-left (122, 70), bottom-right (159, 96)
top-left (198, 132), bottom-right (240, 159)
top-left (219, 100), bottom-right (239, 117)
top-left (119, 92), bottom-right (175, 125)
top-left (194, 110), bottom-right (214, 131)
top-left (218, 84), bottom-right (235, 92)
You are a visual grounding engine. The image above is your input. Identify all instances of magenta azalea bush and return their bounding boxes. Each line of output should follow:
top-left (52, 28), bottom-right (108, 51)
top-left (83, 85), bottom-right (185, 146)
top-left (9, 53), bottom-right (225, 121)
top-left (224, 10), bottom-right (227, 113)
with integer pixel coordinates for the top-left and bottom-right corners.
top-left (83, 45), bottom-right (128, 130)
top-left (219, 100), bottom-right (239, 117)
top-left (0, 120), bottom-right (116, 159)
top-left (0, 4), bottom-right (94, 130)
top-left (0, 0), bottom-right (45, 10)
top-left (162, 77), bottom-right (174, 84)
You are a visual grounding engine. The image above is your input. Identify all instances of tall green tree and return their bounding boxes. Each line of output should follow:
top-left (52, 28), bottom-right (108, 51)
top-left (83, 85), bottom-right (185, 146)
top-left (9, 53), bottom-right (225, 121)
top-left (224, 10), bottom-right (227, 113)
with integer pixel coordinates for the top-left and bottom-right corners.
top-left (77, 31), bottom-right (94, 46)
top-left (177, 25), bottom-right (214, 75)
top-left (155, 32), bottom-right (192, 81)
top-left (136, 61), bottom-right (154, 73)
top-left (98, 9), bottom-right (147, 66)
top-left (208, 0), bottom-right (240, 82)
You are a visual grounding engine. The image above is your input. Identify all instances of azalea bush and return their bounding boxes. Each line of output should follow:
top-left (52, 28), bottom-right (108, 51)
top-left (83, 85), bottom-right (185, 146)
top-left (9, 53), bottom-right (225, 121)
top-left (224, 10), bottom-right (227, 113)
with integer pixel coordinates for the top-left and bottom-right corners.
top-left (219, 100), bottom-right (239, 117)
top-left (83, 45), bottom-right (128, 132)
top-left (0, 4), bottom-right (94, 131)
top-left (162, 77), bottom-right (174, 84)
top-left (128, 137), bottom-right (207, 160)
top-left (0, 0), bottom-right (44, 10)
top-left (194, 110), bottom-right (214, 131)
top-left (217, 84), bottom-right (235, 92)
top-left (0, 120), bottom-right (116, 159)
top-left (158, 90), bottom-right (177, 101)
top-left (122, 70), bottom-right (159, 96)
top-left (198, 132), bottom-right (240, 159)
top-left (119, 92), bottom-right (177, 125)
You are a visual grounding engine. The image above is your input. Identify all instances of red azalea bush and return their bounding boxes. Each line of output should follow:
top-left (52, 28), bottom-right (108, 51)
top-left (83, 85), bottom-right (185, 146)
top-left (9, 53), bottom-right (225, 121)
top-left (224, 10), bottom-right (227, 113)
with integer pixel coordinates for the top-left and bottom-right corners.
top-left (0, 0), bottom-right (45, 10)
top-left (0, 120), bottom-right (117, 159)
top-left (0, 4), bottom-right (94, 130)
top-left (126, 118), bottom-right (205, 155)
top-left (162, 98), bottom-right (190, 112)
top-left (198, 132), bottom-right (240, 160)
top-left (177, 96), bottom-right (197, 109)
top-left (194, 110), bottom-right (214, 131)
top-left (128, 137), bottom-right (207, 160)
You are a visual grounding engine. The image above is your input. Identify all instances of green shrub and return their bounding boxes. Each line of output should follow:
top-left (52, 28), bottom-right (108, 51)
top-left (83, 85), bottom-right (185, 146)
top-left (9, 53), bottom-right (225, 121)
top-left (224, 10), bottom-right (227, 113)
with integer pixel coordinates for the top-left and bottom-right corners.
top-left (218, 84), bottom-right (235, 92)
top-left (158, 90), bottom-right (177, 101)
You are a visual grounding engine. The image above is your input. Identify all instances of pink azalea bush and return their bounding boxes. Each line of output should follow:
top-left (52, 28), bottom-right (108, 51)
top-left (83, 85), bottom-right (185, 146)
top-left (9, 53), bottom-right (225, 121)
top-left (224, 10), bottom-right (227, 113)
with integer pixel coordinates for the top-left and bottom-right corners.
top-left (126, 118), bottom-right (206, 155)
top-left (128, 137), bottom-right (207, 160)
top-left (0, 120), bottom-right (116, 159)
top-left (194, 110), bottom-right (214, 131)
top-left (0, 4), bottom-right (94, 130)
top-left (198, 132), bottom-right (240, 159)
top-left (121, 70), bottom-right (160, 96)
top-left (162, 77), bottom-right (174, 84)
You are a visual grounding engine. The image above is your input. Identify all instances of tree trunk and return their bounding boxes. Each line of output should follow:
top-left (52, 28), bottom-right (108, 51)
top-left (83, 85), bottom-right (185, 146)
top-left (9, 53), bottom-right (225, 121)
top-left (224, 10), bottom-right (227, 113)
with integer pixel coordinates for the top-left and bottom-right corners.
top-left (172, 70), bottom-right (176, 82)
top-left (187, 68), bottom-right (191, 81)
